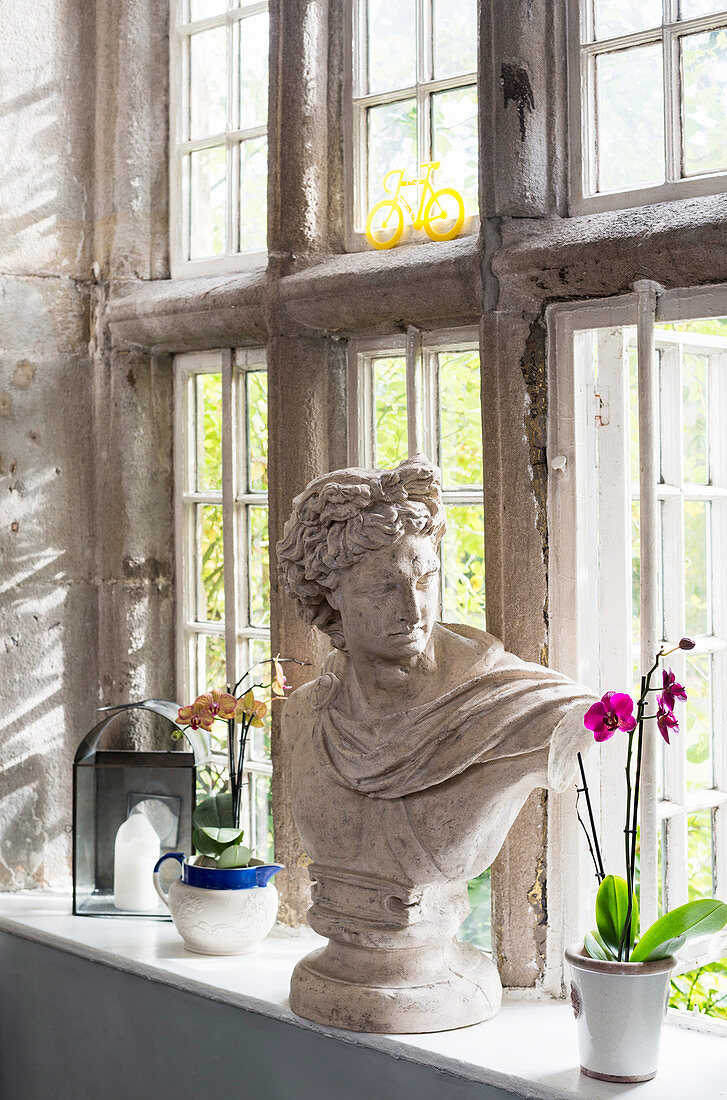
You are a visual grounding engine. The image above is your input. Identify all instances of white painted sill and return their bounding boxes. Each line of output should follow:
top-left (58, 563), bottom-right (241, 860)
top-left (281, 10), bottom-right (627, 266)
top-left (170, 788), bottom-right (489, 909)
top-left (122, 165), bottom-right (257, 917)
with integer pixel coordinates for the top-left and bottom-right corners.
top-left (0, 893), bottom-right (724, 1100)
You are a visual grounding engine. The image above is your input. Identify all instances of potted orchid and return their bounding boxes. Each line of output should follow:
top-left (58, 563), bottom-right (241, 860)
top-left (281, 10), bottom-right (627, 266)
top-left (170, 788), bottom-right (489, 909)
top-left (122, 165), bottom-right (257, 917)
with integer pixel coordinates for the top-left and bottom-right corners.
top-left (153, 655), bottom-right (307, 955)
top-left (568, 637), bottom-right (727, 1083)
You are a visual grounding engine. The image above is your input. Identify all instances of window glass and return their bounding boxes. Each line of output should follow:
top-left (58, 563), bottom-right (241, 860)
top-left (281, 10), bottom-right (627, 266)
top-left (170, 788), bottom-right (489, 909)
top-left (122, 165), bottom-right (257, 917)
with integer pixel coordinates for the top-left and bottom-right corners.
top-left (198, 504), bottom-right (225, 621)
top-left (188, 147), bottom-right (227, 259)
top-left (373, 357), bottom-right (408, 467)
top-left (432, 87), bottom-right (478, 213)
top-left (189, 27), bottom-right (228, 140)
top-left (239, 12), bottom-right (269, 129)
top-left (433, 0), bottom-right (477, 78)
top-left (593, 0), bottom-right (661, 41)
top-left (367, 0), bottom-right (417, 94)
top-left (595, 46), bottom-right (665, 192)
top-left (681, 29), bottom-right (727, 177)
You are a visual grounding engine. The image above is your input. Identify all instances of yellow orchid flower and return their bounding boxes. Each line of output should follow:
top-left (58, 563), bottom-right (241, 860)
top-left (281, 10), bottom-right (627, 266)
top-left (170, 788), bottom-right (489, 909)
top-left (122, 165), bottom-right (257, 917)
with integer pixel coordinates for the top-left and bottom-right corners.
top-left (238, 689), bottom-right (267, 728)
top-left (177, 698), bottom-right (215, 731)
top-left (199, 689), bottom-right (238, 721)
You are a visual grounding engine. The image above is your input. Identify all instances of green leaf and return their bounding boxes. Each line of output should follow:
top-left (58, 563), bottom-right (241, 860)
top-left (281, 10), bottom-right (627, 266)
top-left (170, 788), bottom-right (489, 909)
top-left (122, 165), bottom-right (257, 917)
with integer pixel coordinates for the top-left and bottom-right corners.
top-left (631, 899), bottom-right (727, 962)
top-left (584, 930), bottom-right (616, 961)
top-left (216, 844), bottom-right (252, 869)
top-left (197, 825), bottom-right (245, 846)
top-left (595, 874), bottom-right (638, 953)
top-left (192, 792), bottom-right (234, 831)
top-left (192, 827), bottom-right (226, 857)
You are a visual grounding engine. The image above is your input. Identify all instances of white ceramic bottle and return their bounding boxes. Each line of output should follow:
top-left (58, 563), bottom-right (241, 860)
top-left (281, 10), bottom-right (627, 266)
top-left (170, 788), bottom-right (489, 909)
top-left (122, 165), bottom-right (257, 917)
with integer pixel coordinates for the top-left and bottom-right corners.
top-left (114, 813), bottom-right (161, 911)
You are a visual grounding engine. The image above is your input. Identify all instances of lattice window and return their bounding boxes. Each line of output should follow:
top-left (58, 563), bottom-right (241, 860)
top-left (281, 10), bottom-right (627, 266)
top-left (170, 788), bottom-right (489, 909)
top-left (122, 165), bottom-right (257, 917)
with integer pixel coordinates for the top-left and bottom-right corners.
top-left (550, 296), bottom-right (727, 1019)
top-left (348, 329), bottom-right (491, 948)
top-left (174, 349), bottom-right (273, 861)
top-left (348, 0), bottom-right (478, 238)
top-left (568, 1), bottom-right (727, 212)
top-left (170, 0), bottom-right (268, 275)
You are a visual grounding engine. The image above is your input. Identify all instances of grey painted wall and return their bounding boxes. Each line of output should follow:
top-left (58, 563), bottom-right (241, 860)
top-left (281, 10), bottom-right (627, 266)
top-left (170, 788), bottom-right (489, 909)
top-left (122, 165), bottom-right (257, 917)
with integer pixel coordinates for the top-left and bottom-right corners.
top-left (0, 932), bottom-right (523, 1100)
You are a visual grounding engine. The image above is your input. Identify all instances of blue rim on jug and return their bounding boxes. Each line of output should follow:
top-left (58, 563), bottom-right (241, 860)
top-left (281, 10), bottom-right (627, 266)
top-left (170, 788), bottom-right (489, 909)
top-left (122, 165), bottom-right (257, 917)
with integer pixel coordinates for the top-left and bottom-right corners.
top-left (154, 852), bottom-right (284, 890)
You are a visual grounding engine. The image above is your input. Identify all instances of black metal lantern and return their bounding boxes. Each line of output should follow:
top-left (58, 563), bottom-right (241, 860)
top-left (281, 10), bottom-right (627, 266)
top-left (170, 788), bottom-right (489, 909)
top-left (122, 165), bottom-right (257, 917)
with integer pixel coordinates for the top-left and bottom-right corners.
top-left (73, 700), bottom-right (204, 918)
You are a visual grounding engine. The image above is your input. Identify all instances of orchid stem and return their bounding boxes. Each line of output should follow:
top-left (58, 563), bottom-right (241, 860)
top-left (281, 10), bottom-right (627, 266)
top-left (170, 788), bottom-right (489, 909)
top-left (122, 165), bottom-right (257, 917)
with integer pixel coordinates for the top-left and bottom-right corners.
top-left (576, 752), bottom-right (605, 883)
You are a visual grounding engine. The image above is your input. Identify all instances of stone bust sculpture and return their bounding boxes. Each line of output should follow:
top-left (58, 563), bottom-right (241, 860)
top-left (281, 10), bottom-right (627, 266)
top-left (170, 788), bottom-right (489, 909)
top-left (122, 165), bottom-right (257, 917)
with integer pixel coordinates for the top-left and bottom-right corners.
top-left (277, 456), bottom-right (595, 1034)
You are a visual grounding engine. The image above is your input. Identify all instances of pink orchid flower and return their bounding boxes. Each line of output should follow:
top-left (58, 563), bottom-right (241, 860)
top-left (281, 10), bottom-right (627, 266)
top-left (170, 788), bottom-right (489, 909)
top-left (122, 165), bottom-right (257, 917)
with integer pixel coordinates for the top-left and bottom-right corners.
top-left (661, 668), bottom-right (687, 711)
top-left (271, 654), bottom-right (289, 697)
top-left (656, 698), bottom-right (679, 744)
top-left (584, 691), bottom-right (637, 742)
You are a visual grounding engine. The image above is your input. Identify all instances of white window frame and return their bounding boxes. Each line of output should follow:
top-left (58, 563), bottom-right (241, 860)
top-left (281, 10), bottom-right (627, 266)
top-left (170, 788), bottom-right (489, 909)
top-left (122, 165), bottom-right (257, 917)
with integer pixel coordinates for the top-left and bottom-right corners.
top-left (546, 285), bottom-right (727, 1028)
top-left (344, 0), bottom-right (478, 250)
top-left (169, 0), bottom-right (268, 279)
top-left (174, 348), bottom-right (272, 858)
top-left (567, 0), bottom-right (727, 215)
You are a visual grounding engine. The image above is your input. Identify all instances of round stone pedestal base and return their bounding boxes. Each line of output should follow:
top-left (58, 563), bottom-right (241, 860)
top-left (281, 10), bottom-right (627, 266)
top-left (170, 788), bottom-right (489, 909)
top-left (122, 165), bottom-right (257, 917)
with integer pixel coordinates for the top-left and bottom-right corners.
top-left (289, 938), bottom-right (502, 1033)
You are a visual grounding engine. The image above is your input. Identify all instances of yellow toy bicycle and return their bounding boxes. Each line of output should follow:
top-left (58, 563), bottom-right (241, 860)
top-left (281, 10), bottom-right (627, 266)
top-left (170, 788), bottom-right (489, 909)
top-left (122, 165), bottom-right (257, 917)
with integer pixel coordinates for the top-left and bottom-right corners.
top-left (365, 161), bottom-right (465, 250)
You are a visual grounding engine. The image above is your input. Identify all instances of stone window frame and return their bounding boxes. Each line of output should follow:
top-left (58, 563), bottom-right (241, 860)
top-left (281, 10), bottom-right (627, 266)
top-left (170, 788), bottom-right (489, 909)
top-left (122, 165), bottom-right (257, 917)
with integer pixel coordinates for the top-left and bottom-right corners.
top-left (173, 347), bottom-right (274, 860)
top-left (567, 0), bottom-right (727, 216)
top-left (169, 0), bottom-right (269, 278)
top-left (344, 0), bottom-right (479, 249)
top-left (546, 283), bottom-right (727, 1002)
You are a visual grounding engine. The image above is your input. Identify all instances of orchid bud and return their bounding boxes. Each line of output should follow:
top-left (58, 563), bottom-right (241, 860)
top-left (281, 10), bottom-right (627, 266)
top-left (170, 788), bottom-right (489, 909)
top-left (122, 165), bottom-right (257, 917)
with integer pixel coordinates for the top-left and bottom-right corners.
top-left (678, 637), bottom-right (696, 650)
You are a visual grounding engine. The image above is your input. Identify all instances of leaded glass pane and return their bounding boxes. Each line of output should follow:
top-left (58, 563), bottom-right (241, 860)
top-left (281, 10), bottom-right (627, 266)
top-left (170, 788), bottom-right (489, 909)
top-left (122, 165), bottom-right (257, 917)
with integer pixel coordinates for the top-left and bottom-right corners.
top-left (593, 0), bottom-right (661, 41)
top-left (373, 357), bottom-right (408, 468)
top-left (439, 350), bottom-right (482, 489)
top-left (239, 12), bottom-right (269, 130)
top-left (685, 653), bottom-right (713, 791)
top-left (681, 29), bottom-right (727, 178)
top-left (366, 0), bottom-right (416, 95)
top-left (198, 504), bottom-right (225, 621)
top-left (441, 504), bottom-right (485, 627)
top-left (595, 45), bottom-right (665, 192)
top-left (188, 146), bottom-right (227, 259)
top-left (432, 87), bottom-right (478, 214)
top-left (684, 500), bottom-right (710, 636)
top-left (683, 352), bottom-right (709, 484)
top-left (239, 137), bottom-right (267, 252)
top-left (195, 373), bottom-right (223, 492)
top-left (189, 27), bottom-right (228, 140)
top-left (246, 370), bottom-right (268, 492)
top-left (248, 504), bottom-right (270, 627)
top-left (687, 808), bottom-right (715, 899)
top-left (433, 0), bottom-right (477, 78)
top-left (367, 100), bottom-right (417, 213)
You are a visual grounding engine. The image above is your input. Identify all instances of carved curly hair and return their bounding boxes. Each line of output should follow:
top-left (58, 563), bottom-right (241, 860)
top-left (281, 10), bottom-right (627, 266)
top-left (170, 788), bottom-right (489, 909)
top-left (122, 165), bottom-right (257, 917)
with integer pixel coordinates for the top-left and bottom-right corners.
top-left (276, 455), bottom-right (446, 651)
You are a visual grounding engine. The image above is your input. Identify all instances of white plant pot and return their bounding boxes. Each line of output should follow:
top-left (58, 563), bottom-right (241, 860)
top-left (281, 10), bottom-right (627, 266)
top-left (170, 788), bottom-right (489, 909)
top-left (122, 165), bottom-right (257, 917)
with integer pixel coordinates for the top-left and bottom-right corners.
top-left (154, 853), bottom-right (283, 956)
top-left (566, 944), bottom-right (676, 1083)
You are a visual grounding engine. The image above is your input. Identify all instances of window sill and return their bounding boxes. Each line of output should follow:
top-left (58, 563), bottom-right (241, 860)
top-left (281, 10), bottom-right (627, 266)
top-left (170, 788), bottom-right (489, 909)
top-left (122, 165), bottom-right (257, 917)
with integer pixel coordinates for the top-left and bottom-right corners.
top-left (105, 235), bottom-right (483, 352)
top-left (495, 191), bottom-right (727, 303)
top-left (0, 893), bottom-right (724, 1100)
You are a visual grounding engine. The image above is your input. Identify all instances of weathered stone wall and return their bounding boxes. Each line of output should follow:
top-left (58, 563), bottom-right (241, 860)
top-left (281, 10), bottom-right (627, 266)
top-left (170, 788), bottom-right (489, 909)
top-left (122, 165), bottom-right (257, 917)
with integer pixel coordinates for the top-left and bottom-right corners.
top-left (0, 0), bottom-right (173, 889)
top-left (0, 1), bottom-right (97, 889)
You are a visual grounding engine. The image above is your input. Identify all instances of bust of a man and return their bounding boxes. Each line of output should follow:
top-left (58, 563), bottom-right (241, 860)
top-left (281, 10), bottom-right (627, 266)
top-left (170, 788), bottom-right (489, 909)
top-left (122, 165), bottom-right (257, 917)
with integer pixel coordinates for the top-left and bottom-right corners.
top-left (277, 456), bottom-right (595, 1034)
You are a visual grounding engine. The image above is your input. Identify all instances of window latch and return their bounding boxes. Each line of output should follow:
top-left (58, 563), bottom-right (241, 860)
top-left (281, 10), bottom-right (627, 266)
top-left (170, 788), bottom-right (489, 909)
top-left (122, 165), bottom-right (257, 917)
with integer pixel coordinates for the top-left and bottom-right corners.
top-left (591, 385), bottom-right (610, 426)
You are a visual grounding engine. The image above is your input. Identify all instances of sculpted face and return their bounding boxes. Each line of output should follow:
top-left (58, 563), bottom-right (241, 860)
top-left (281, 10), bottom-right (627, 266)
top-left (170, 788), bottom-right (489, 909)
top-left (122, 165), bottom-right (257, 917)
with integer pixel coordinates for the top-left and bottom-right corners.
top-left (328, 532), bottom-right (440, 662)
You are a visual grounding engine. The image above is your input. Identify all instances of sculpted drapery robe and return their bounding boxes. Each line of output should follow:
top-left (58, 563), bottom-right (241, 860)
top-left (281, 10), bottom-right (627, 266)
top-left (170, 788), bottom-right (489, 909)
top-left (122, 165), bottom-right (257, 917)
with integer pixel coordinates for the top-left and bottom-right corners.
top-left (287, 624), bottom-right (597, 892)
